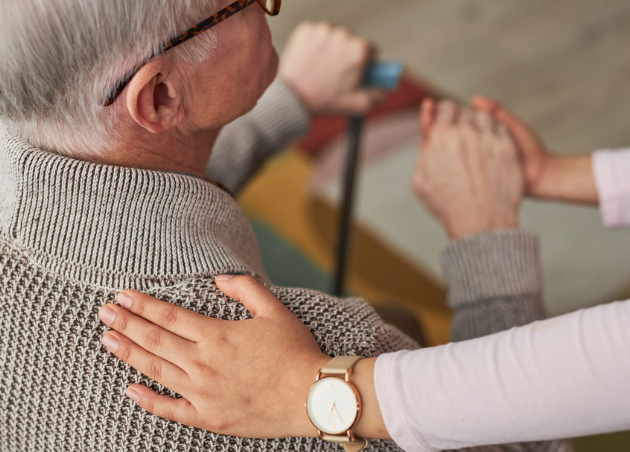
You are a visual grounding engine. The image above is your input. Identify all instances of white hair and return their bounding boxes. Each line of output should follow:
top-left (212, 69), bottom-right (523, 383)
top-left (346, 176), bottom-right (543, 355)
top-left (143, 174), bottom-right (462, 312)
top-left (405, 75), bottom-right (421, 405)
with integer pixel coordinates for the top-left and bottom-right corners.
top-left (0, 0), bottom-right (220, 157)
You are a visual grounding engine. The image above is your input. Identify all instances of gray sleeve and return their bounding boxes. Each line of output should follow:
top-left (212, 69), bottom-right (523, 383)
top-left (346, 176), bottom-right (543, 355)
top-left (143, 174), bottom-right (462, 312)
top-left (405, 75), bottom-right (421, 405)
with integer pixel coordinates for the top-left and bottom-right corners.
top-left (443, 230), bottom-right (574, 452)
top-left (442, 230), bottom-right (546, 342)
top-left (206, 77), bottom-right (311, 195)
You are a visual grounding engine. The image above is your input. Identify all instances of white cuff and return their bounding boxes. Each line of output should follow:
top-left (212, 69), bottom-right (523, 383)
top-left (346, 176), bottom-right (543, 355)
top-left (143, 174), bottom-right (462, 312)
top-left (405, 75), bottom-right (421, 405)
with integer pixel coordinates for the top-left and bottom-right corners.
top-left (593, 148), bottom-right (630, 228)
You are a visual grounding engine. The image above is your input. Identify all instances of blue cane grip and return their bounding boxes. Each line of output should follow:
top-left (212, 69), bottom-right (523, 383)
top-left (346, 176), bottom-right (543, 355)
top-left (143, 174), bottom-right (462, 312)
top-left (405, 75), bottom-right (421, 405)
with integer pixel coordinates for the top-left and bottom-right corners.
top-left (363, 62), bottom-right (405, 90)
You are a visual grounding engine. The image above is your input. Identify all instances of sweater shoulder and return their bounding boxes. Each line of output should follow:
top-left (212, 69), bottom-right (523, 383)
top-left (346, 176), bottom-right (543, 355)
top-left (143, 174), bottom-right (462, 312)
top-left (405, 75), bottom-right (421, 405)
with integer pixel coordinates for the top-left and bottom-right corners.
top-left (0, 244), bottom-right (411, 452)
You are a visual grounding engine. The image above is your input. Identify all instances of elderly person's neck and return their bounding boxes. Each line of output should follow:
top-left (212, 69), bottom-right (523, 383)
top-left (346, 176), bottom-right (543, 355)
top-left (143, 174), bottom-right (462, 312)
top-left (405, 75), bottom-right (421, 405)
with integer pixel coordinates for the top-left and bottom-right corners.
top-left (90, 122), bottom-right (220, 178)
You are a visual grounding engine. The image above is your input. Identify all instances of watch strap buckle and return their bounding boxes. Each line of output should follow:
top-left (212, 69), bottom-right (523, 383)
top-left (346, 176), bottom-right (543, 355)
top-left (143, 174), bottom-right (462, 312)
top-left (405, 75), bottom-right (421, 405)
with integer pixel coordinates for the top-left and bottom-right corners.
top-left (343, 437), bottom-right (370, 452)
top-left (321, 434), bottom-right (370, 452)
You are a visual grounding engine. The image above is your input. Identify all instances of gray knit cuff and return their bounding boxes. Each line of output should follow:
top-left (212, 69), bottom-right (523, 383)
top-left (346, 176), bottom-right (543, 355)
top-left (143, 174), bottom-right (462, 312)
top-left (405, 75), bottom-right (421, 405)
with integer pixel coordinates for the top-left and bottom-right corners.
top-left (250, 77), bottom-right (311, 147)
top-left (441, 230), bottom-right (542, 308)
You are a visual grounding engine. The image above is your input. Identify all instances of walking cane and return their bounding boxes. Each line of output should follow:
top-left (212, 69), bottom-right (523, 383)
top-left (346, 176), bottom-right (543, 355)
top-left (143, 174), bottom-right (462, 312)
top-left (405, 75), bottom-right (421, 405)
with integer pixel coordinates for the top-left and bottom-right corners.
top-left (332, 62), bottom-right (404, 297)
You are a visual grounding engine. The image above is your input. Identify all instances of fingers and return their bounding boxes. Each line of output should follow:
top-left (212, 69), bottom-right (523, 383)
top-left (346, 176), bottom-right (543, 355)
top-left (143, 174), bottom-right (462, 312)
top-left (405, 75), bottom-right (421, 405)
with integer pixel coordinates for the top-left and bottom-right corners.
top-left (126, 384), bottom-right (201, 427)
top-left (101, 331), bottom-right (191, 393)
top-left (215, 275), bottom-right (288, 318)
top-left (116, 290), bottom-right (211, 341)
top-left (474, 110), bottom-right (495, 133)
top-left (457, 106), bottom-right (476, 128)
top-left (99, 303), bottom-right (196, 364)
top-left (435, 100), bottom-right (457, 125)
top-left (471, 95), bottom-right (499, 113)
top-left (472, 95), bottom-right (541, 150)
top-left (420, 98), bottom-right (436, 147)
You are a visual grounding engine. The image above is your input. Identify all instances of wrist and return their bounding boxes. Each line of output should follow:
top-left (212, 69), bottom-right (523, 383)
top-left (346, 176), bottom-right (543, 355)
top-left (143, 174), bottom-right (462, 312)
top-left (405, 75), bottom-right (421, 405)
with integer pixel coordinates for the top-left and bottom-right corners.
top-left (528, 154), bottom-right (597, 204)
top-left (278, 73), bottom-right (317, 115)
top-left (447, 217), bottom-right (519, 241)
top-left (528, 154), bottom-right (562, 199)
top-left (351, 358), bottom-right (390, 440)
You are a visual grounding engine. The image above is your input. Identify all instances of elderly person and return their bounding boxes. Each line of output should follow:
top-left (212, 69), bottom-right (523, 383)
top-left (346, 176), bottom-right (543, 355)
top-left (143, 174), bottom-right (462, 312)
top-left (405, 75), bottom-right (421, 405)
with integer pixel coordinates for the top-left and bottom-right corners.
top-left (0, 2), bottom-right (571, 452)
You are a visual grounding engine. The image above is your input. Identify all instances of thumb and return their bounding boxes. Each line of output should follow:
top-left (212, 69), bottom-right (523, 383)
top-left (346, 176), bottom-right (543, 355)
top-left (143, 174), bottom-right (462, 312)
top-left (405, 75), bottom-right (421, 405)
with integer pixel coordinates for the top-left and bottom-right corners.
top-left (127, 385), bottom-right (202, 427)
top-left (215, 275), bottom-right (287, 318)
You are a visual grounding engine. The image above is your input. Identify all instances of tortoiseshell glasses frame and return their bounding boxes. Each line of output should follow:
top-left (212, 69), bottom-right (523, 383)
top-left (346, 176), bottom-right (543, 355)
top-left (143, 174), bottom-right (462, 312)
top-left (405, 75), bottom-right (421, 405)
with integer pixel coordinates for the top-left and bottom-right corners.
top-left (103, 0), bottom-right (281, 106)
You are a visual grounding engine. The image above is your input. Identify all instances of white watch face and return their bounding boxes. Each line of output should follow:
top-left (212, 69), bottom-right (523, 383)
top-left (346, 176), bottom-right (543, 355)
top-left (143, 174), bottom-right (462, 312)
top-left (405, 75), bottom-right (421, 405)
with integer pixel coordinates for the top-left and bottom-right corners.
top-left (307, 377), bottom-right (359, 434)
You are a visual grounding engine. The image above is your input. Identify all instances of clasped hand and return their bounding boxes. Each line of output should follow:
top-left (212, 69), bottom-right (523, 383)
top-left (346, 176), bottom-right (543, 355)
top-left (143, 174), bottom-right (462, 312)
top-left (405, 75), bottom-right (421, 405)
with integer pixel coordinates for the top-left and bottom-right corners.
top-left (413, 99), bottom-right (525, 240)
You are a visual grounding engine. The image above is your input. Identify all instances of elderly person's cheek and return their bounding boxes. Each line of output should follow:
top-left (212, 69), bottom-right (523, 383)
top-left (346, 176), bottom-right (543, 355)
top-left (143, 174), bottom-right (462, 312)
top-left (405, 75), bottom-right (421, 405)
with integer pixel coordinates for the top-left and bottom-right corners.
top-left (239, 7), bottom-right (279, 99)
top-left (253, 3), bottom-right (279, 84)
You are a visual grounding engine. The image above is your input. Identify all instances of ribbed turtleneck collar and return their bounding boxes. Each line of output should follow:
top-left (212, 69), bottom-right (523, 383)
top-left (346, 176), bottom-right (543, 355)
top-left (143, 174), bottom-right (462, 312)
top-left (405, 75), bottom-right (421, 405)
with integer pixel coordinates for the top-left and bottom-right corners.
top-left (0, 130), bottom-right (266, 289)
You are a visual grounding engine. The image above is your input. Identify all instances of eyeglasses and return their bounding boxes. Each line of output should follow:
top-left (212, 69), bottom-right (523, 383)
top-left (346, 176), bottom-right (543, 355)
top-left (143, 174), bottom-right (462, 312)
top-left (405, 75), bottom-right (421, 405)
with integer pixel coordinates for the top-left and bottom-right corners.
top-left (103, 0), bottom-right (281, 106)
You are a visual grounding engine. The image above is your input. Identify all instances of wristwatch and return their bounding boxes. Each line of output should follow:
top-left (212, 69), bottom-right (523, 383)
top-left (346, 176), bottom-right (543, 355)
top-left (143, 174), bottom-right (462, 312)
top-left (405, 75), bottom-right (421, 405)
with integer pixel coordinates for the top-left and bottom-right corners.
top-left (306, 356), bottom-right (370, 452)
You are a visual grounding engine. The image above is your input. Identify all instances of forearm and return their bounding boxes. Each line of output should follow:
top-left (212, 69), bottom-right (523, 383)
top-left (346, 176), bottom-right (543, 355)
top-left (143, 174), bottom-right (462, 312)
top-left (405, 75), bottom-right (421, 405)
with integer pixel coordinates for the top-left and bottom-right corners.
top-left (207, 77), bottom-right (310, 194)
top-left (531, 154), bottom-right (597, 205)
top-left (374, 300), bottom-right (630, 452)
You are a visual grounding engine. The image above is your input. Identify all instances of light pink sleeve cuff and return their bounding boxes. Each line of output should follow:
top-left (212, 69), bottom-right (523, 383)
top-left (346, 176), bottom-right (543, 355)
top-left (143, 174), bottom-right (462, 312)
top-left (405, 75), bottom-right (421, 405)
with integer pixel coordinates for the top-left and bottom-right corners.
top-left (593, 148), bottom-right (630, 228)
top-left (374, 352), bottom-right (435, 452)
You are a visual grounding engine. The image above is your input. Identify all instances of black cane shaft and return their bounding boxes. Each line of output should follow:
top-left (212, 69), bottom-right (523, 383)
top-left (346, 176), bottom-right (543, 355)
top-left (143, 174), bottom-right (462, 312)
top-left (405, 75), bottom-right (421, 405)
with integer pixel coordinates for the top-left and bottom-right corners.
top-left (333, 116), bottom-right (365, 297)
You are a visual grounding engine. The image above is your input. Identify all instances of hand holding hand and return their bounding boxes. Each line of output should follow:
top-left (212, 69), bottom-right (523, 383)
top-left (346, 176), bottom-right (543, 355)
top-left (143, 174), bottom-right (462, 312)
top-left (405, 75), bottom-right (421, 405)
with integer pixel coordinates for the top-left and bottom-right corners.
top-left (279, 22), bottom-right (385, 115)
top-left (472, 96), bottom-right (550, 197)
top-left (473, 96), bottom-right (598, 204)
top-left (98, 275), bottom-right (330, 438)
top-left (413, 99), bottom-right (524, 240)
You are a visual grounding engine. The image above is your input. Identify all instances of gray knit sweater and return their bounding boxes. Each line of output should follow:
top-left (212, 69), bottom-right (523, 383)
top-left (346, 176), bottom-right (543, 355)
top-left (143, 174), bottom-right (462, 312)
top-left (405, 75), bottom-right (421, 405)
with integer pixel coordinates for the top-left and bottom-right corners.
top-left (0, 80), bottom-right (570, 452)
top-left (0, 128), bottom-right (418, 452)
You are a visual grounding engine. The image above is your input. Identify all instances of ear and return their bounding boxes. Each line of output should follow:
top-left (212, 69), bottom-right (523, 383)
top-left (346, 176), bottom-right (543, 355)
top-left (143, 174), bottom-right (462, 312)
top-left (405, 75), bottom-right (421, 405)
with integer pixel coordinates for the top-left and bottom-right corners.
top-left (125, 58), bottom-right (184, 134)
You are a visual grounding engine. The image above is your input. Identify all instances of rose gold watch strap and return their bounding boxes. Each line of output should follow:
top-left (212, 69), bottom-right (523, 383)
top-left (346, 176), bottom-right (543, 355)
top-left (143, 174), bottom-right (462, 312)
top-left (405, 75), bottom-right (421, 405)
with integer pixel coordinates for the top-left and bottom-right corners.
top-left (321, 435), bottom-right (370, 452)
top-left (321, 356), bottom-right (363, 375)
top-left (343, 438), bottom-right (370, 452)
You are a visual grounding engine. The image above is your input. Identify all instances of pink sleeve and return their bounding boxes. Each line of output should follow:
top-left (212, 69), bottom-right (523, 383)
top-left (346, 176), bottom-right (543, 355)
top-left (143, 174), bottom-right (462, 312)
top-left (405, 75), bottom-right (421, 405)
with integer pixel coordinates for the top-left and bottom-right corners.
top-left (593, 148), bottom-right (630, 228)
top-left (374, 301), bottom-right (630, 452)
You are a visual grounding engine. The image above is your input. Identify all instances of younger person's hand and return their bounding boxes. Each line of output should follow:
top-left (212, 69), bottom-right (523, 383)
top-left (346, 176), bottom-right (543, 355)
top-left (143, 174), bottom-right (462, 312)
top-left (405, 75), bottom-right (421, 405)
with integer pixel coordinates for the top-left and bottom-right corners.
top-left (413, 100), bottom-right (525, 240)
top-left (279, 22), bottom-right (385, 115)
top-left (472, 96), bottom-right (550, 197)
top-left (98, 276), bottom-right (330, 439)
top-left (472, 96), bottom-right (597, 204)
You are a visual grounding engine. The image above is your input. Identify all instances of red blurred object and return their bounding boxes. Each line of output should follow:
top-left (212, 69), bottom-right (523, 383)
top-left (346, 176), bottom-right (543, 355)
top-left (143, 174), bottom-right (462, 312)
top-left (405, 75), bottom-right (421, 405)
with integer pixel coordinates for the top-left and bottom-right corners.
top-left (297, 74), bottom-right (438, 155)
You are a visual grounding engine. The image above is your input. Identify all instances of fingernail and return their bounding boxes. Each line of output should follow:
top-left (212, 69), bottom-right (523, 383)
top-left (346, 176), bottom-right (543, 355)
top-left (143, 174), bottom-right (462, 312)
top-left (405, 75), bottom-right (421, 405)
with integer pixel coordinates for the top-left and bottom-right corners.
top-left (215, 274), bottom-right (235, 281)
top-left (117, 292), bottom-right (133, 310)
top-left (102, 333), bottom-right (120, 353)
top-left (99, 306), bottom-right (116, 325)
top-left (126, 388), bottom-right (141, 403)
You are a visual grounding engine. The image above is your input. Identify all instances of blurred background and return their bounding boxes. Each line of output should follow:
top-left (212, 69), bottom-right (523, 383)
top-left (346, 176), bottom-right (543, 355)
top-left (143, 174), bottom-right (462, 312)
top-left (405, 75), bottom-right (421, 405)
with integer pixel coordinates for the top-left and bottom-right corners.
top-left (238, 1), bottom-right (630, 450)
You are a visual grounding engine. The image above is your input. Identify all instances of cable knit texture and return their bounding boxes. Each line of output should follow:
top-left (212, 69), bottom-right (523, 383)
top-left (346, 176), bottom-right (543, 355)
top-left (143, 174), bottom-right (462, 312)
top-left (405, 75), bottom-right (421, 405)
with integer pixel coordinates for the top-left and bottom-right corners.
top-left (443, 231), bottom-right (547, 342)
top-left (0, 129), bottom-right (418, 452)
top-left (442, 231), bottom-right (543, 307)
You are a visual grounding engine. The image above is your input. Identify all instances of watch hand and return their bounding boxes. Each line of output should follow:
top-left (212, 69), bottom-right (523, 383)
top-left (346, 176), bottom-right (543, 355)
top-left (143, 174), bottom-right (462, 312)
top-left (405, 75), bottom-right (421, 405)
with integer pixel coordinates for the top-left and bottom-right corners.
top-left (332, 403), bottom-right (345, 425)
top-left (324, 403), bottom-right (334, 426)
